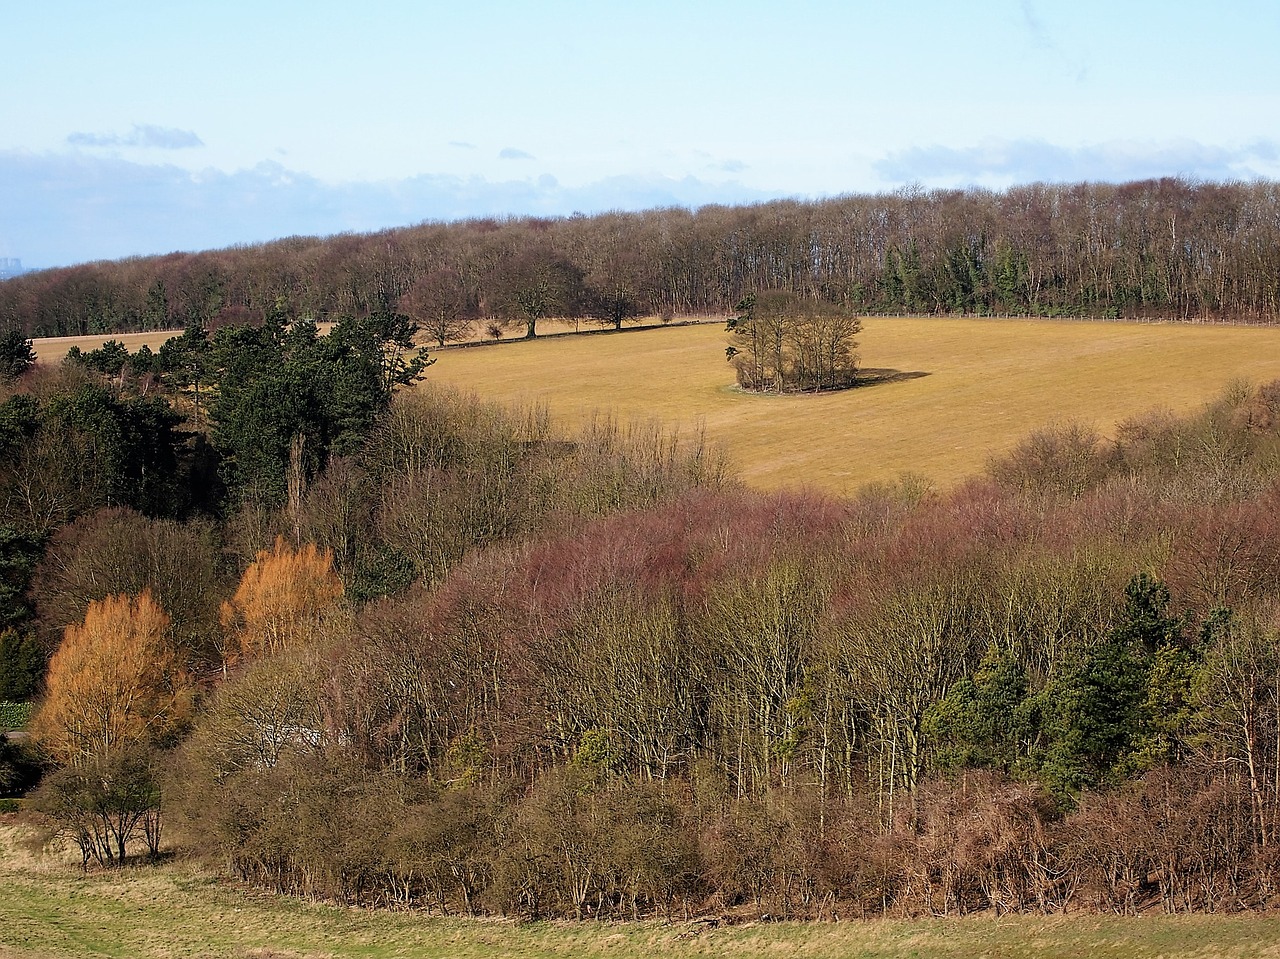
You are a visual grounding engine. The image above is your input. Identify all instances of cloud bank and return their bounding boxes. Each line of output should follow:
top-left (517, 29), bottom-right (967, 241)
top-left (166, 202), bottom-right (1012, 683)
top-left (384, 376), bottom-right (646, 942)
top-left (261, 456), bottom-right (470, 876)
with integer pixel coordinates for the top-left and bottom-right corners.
top-left (66, 124), bottom-right (205, 150)
top-left (6, 137), bottom-right (1276, 270)
top-left (0, 151), bottom-right (774, 268)
top-left (875, 138), bottom-right (1280, 187)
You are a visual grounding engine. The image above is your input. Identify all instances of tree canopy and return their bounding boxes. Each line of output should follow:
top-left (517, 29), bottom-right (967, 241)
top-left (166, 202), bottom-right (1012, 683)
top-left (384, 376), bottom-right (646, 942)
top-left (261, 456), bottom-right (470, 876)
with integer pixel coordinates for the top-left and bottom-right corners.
top-left (33, 590), bottom-right (191, 766)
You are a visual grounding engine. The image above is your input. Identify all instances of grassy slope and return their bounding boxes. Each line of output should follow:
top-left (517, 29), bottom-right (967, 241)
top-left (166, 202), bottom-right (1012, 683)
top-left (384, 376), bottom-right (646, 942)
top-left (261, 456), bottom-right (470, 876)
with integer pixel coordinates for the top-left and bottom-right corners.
top-left (28, 331), bottom-right (187, 364)
top-left (424, 318), bottom-right (1280, 493)
top-left (35, 317), bottom-right (1280, 493)
top-left (2, 821), bottom-right (1279, 959)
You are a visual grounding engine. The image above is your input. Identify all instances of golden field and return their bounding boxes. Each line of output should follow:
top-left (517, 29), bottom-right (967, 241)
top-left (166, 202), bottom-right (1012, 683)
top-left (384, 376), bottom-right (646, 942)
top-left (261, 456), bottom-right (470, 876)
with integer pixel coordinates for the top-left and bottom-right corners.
top-left (32, 317), bottom-right (1280, 494)
top-left (29, 330), bottom-right (185, 363)
top-left (424, 318), bottom-right (1280, 493)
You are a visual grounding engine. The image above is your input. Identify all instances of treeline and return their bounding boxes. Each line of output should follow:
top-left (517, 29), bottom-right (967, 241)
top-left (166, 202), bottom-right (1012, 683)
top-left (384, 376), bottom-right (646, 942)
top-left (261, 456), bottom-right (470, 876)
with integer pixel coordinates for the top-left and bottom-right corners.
top-left (0, 331), bottom-right (728, 869)
top-left (154, 383), bottom-right (1280, 918)
top-left (4, 178), bottom-right (1280, 339)
top-left (14, 317), bottom-right (1280, 917)
top-left (0, 339), bottom-right (725, 683)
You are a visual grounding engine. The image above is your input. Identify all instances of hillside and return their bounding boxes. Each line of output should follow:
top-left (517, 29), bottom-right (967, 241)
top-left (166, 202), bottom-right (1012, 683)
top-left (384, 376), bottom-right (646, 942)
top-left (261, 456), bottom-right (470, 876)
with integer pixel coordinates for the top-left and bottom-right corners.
top-left (423, 316), bottom-right (1280, 491)
top-left (6, 179), bottom-right (1280, 341)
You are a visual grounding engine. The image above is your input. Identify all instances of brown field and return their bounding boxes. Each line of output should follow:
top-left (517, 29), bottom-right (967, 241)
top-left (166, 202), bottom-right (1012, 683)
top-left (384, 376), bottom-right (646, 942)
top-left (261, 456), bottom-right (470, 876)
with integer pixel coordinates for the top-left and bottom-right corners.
top-left (29, 330), bottom-right (187, 363)
top-left (423, 317), bottom-right (1280, 493)
top-left (25, 318), bottom-right (608, 364)
top-left (33, 317), bottom-right (1280, 494)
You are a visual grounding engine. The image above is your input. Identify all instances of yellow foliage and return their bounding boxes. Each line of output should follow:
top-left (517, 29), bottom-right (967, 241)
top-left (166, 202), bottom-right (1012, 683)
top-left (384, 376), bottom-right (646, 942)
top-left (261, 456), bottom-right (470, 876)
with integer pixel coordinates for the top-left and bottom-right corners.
top-left (33, 589), bottom-right (190, 766)
top-left (220, 537), bottom-right (344, 661)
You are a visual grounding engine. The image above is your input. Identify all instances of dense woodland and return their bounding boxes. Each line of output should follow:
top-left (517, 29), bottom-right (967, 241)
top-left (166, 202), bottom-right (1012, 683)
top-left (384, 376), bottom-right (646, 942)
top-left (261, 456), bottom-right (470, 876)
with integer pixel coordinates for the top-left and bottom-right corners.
top-left (8, 181), bottom-right (1280, 920)
top-left (4, 178), bottom-right (1280, 342)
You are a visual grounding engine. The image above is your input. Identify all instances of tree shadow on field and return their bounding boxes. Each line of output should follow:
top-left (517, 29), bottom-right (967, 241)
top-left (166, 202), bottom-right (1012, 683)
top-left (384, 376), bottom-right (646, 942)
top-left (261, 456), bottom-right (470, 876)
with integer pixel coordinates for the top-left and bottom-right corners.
top-left (858, 368), bottom-right (930, 387)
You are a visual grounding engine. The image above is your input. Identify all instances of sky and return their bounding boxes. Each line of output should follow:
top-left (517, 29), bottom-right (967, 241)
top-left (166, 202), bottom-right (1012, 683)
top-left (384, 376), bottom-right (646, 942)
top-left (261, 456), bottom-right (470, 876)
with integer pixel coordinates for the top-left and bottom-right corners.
top-left (2, 0), bottom-right (1279, 270)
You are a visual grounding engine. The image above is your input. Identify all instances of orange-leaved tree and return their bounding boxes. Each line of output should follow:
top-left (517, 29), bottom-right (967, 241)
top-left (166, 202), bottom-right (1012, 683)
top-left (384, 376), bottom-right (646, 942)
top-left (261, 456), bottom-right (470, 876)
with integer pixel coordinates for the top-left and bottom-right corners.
top-left (220, 537), bottom-right (344, 662)
top-left (33, 589), bottom-right (192, 766)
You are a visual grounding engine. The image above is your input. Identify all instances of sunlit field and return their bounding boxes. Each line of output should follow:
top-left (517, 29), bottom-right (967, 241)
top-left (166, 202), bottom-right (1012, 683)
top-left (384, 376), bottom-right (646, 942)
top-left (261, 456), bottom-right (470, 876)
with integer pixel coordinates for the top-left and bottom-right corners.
top-left (29, 330), bottom-right (183, 363)
top-left (424, 317), bottom-right (1280, 493)
top-left (32, 317), bottom-right (1280, 494)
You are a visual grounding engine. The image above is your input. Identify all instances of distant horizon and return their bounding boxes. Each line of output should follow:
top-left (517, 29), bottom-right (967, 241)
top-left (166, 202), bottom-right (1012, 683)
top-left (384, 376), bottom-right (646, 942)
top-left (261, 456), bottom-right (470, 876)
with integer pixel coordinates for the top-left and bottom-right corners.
top-left (8, 171), bottom-right (1280, 276)
top-left (4, 1), bottom-right (1278, 269)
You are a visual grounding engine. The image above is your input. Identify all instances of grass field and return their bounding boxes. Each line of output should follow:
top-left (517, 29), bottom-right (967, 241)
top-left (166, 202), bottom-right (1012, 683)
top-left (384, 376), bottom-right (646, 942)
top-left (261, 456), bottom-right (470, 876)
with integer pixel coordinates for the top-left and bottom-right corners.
top-left (423, 318), bottom-right (1280, 493)
top-left (28, 330), bottom-right (186, 364)
top-left (32, 317), bottom-right (1280, 494)
top-left (2, 819), bottom-right (1280, 959)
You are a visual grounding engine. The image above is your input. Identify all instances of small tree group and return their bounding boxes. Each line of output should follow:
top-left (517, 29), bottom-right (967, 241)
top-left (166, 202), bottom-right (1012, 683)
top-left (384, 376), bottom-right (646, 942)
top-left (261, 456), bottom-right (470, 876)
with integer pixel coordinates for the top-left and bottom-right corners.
top-left (726, 291), bottom-right (861, 393)
top-left (220, 537), bottom-right (344, 663)
top-left (31, 589), bottom-right (191, 866)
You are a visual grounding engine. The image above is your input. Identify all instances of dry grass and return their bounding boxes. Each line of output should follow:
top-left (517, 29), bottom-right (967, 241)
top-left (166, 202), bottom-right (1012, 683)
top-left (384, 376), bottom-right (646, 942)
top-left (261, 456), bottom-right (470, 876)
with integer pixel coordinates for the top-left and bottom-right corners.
top-left (32, 316), bottom-right (1280, 494)
top-left (24, 318), bottom-right (671, 365)
top-left (3, 818), bottom-right (1280, 959)
top-left (29, 330), bottom-right (187, 364)
top-left (423, 317), bottom-right (1280, 493)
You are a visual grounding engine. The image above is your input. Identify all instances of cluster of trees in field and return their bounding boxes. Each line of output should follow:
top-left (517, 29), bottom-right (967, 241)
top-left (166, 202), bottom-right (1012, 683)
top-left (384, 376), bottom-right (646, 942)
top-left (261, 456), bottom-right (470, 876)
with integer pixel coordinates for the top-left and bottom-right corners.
top-left (726, 290), bottom-right (863, 392)
top-left (4, 178), bottom-right (1280, 341)
top-left (10, 297), bottom-right (1280, 917)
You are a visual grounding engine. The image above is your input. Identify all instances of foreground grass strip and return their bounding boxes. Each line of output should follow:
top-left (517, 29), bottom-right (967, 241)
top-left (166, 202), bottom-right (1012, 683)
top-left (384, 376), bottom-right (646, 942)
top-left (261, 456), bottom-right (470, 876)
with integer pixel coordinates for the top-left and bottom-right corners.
top-left (3, 823), bottom-right (1280, 959)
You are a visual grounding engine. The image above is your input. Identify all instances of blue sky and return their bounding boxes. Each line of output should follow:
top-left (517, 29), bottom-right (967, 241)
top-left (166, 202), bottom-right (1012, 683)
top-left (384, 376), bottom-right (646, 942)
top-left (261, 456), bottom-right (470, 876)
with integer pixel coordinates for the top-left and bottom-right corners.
top-left (3, 0), bottom-right (1278, 269)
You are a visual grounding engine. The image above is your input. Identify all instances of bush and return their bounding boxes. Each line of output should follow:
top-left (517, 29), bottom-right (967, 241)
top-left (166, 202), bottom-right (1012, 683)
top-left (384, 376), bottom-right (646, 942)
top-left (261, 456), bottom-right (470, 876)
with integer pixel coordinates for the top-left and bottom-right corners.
top-left (0, 732), bottom-right (41, 797)
top-left (0, 701), bottom-right (31, 731)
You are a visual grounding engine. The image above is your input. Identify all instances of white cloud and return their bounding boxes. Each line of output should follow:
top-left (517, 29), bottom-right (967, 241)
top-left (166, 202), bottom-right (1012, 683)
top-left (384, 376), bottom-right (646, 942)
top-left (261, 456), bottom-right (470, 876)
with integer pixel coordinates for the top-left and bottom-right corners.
top-left (66, 124), bottom-right (204, 150)
top-left (498, 147), bottom-right (535, 160)
top-left (0, 151), bottom-right (776, 269)
top-left (875, 138), bottom-right (1280, 187)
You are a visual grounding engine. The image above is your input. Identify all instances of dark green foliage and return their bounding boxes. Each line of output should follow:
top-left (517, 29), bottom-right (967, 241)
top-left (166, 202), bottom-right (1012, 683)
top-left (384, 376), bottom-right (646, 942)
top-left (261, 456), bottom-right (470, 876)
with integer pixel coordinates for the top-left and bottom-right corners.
top-left (67, 339), bottom-right (130, 376)
top-left (1113, 573), bottom-right (1183, 654)
top-left (981, 574), bottom-right (1197, 799)
top-left (0, 631), bottom-right (43, 700)
top-left (44, 383), bottom-right (191, 518)
top-left (0, 525), bottom-right (43, 631)
top-left (343, 546), bottom-right (416, 605)
top-left (0, 329), bottom-right (35, 380)
top-left (1030, 638), bottom-right (1150, 796)
top-left (157, 324), bottom-right (212, 398)
top-left (0, 394), bottom-right (39, 459)
top-left (210, 315), bottom-right (429, 506)
top-left (0, 371), bottom-right (212, 534)
top-left (0, 731), bottom-right (41, 797)
top-left (0, 700), bottom-right (32, 730)
top-left (924, 574), bottom-right (1198, 801)
top-left (925, 648), bottom-right (1034, 773)
top-left (128, 344), bottom-right (159, 377)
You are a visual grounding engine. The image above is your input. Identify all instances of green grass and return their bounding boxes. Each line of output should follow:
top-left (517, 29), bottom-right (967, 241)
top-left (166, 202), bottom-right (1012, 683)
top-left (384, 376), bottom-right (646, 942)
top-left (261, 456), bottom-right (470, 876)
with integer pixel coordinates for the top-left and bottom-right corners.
top-left (0, 701), bottom-right (31, 731)
top-left (423, 317), bottom-right (1280, 493)
top-left (3, 821), bottom-right (1280, 959)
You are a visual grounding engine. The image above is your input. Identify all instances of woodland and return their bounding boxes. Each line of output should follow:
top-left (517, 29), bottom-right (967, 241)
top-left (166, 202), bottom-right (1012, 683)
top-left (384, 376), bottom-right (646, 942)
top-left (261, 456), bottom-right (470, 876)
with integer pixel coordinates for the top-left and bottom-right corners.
top-left (5, 178), bottom-right (1280, 921)
top-left (2, 178), bottom-right (1280, 343)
